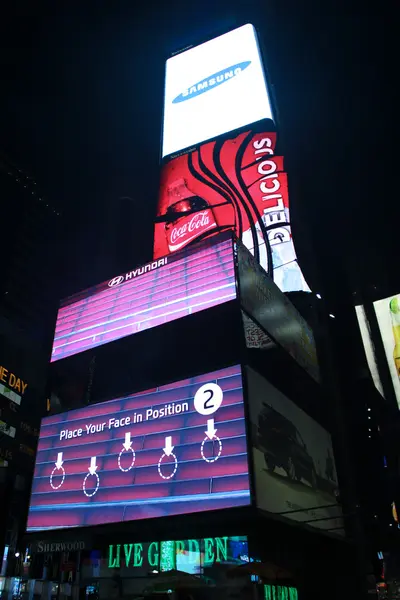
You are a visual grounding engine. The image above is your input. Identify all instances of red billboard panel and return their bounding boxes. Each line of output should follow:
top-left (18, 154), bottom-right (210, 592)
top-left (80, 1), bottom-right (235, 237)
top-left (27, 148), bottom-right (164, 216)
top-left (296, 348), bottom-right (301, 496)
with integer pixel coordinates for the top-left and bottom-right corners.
top-left (27, 365), bottom-right (250, 531)
top-left (154, 127), bottom-right (309, 293)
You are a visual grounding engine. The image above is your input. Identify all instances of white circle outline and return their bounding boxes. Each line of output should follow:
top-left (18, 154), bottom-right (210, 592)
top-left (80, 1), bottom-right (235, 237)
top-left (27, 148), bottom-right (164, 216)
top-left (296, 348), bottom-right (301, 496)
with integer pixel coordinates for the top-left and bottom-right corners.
top-left (83, 472), bottom-right (100, 497)
top-left (50, 465), bottom-right (66, 490)
top-left (118, 446), bottom-right (136, 472)
top-left (194, 383), bottom-right (223, 416)
top-left (157, 452), bottom-right (178, 480)
top-left (201, 436), bottom-right (222, 463)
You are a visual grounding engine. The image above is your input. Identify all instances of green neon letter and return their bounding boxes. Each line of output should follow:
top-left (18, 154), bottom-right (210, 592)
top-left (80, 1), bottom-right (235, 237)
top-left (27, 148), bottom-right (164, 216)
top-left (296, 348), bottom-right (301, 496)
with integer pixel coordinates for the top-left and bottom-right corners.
top-left (204, 538), bottom-right (215, 564)
top-left (108, 544), bottom-right (121, 569)
top-left (148, 542), bottom-right (159, 568)
top-left (215, 537), bottom-right (228, 562)
top-left (123, 544), bottom-right (133, 567)
top-left (133, 543), bottom-right (143, 567)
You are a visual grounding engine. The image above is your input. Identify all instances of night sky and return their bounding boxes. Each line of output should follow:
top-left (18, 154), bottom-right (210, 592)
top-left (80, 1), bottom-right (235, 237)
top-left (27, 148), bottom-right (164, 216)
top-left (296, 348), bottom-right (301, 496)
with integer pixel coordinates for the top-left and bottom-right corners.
top-left (0, 2), bottom-right (390, 304)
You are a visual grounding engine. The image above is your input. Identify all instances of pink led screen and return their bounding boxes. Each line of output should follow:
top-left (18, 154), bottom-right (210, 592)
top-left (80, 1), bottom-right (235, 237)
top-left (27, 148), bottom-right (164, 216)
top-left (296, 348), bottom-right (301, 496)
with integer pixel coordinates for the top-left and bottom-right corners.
top-left (26, 365), bottom-right (250, 531)
top-left (51, 237), bottom-right (236, 362)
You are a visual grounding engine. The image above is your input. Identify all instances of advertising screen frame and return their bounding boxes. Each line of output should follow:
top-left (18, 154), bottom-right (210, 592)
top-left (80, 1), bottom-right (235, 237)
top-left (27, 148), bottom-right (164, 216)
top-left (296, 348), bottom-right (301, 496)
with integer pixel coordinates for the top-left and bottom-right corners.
top-left (26, 363), bottom-right (253, 533)
top-left (161, 23), bottom-right (274, 160)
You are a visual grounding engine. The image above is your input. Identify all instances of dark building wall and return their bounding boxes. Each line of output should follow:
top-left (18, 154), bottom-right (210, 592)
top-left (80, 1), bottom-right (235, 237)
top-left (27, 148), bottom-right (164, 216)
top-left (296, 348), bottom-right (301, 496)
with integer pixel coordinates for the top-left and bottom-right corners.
top-left (0, 155), bottom-right (62, 348)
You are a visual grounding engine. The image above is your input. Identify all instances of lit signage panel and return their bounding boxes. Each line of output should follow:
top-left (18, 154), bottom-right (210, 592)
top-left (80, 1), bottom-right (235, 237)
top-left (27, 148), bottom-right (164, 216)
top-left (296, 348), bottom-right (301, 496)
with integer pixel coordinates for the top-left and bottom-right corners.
top-left (355, 304), bottom-right (385, 399)
top-left (162, 24), bottom-right (273, 158)
top-left (247, 367), bottom-right (344, 535)
top-left (51, 237), bottom-right (236, 362)
top-left (154, 127), bottom-right (308, 293)
top-left (374, 294), bottom-right (400, 408)
top-left (237, 241), bottom-right (319, 382)
top-left (26, 365), bottom-right (250, 531)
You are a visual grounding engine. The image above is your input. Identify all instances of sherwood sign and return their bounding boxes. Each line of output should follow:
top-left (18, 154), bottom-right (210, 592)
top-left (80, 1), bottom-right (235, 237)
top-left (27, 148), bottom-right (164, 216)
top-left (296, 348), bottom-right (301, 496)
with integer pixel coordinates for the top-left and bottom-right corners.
top-left (108, 536), bottom-right (230, 569)
top-left (36, 541), bottom-right (85, 553)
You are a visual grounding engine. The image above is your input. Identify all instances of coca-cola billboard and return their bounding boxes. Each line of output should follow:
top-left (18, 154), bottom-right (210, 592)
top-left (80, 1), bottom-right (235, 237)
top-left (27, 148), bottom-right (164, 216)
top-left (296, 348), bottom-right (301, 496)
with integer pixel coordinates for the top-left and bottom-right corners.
top-left (154, 125), bottom-right (309, 293)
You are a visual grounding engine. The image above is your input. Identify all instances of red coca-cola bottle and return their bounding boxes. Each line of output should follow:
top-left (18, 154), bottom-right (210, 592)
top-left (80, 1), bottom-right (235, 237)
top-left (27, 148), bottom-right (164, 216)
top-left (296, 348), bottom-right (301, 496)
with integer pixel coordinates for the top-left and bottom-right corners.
top-left (163, 178), bottom-right (218, 252)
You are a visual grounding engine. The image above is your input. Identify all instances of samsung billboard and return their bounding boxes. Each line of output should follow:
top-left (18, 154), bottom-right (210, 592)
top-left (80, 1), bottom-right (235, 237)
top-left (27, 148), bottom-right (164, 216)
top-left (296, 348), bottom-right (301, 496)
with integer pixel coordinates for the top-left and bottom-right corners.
top-left (162, 24), bottom-right (273, 158)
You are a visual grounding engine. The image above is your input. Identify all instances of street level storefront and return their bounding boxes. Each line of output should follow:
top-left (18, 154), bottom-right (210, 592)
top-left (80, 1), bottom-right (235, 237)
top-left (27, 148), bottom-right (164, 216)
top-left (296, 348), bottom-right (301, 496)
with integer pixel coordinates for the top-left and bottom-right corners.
top-left (3, 535), bottom-right (276, 600)
top-left (3, 507), bottom-right (364, 600)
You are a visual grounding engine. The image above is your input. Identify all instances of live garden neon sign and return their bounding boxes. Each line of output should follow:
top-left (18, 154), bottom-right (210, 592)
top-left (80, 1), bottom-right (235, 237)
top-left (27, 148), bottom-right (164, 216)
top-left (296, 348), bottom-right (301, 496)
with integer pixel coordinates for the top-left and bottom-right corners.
top-left (108, 537), bottom-right (230, 569)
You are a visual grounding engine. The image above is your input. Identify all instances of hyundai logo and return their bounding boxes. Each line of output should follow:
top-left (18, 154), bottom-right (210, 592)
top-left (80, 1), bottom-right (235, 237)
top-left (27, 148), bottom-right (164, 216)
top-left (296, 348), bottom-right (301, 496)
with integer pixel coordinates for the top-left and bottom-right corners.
top-left (173, 61), bottom-right (251, 104)
top-left (108, 275), bottom-right (124, 287)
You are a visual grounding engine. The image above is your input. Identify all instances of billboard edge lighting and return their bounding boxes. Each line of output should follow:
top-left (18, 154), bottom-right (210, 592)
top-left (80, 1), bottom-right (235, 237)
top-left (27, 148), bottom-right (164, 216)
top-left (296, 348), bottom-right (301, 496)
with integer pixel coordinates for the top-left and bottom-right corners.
top-left (26, 364), bottom-right (251, 531)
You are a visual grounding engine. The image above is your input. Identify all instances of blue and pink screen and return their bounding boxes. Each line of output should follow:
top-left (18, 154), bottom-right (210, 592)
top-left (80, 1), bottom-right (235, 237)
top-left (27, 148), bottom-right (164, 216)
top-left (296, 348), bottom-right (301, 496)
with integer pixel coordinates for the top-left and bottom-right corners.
top-left (51, 237), bottom-right (236, 362)
top-left (27, 365), bottom-right (250, 531)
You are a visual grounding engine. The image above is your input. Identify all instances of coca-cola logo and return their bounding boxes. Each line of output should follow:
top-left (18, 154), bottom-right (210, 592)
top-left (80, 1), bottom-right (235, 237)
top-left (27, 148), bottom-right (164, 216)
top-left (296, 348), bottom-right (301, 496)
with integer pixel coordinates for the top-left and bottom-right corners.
top-left (170, 211), bottom-right (210, 244)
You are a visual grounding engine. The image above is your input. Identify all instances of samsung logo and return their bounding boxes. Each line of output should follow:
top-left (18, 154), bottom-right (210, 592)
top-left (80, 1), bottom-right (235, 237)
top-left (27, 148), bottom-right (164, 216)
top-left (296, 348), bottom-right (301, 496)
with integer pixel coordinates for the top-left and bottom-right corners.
top-left (173, 61), bottom-right (251, 104)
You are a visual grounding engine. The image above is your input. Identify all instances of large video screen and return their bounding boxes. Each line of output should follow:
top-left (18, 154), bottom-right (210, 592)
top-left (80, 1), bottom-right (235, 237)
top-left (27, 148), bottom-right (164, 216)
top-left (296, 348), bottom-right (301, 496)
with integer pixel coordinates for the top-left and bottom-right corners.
top-left (162, 24), bottom-right (273, 158)
top-left (154, 127), bottom-right (309, 294)
top-left (51, 236), bottom-right (236, 362)
top-left (374, 294), bottom-right (400, 408)
top-left (247, 368), bottom-right (343, 535)
top-left (26, 365), bottom-right (250, 531)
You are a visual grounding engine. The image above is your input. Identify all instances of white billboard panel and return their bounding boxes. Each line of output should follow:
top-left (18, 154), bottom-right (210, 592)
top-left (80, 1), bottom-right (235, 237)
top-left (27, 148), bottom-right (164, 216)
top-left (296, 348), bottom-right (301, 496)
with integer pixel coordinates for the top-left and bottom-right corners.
top-left (247, 367), bottom-right (344, 536)
top-left (162, 24), bottom-right (273, 158)
top-left (374, 294), bottom-right (400, 408)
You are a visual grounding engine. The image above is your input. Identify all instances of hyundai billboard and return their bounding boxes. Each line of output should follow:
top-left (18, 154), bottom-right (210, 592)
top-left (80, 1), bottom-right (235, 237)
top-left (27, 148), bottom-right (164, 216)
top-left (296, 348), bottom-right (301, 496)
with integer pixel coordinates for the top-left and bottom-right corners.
top-left (51, 236), bottom-right (236, 362)
top-left (162, 24), bottom-right (273, 158)
top-left (154, 126), bottom-right (309, 293)
top-left (26, 365), bottom-right (250, 531)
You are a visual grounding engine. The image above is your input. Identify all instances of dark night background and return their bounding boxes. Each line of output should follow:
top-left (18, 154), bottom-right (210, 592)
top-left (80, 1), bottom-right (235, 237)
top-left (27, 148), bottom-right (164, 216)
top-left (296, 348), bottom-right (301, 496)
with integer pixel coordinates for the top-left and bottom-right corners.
top-left (0, 2), bottom-right (390, 303)
top-left (0, 4), bottom-right (395, 589)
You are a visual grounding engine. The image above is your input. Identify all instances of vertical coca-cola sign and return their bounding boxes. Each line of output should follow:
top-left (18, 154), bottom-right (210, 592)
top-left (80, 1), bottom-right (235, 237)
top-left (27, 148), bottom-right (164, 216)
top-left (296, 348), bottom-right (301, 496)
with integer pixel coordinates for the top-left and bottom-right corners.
top-left (154, 125), bottom-right (309, 293)
top-left (157, 24), bottom-right (309, 293)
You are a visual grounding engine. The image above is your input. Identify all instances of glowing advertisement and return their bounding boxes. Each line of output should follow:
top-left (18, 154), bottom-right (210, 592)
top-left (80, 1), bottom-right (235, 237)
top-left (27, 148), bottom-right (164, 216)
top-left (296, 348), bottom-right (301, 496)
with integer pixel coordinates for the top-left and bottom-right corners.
top-left (154, 127), bottom-right (309, 294)
top-left (247, 368), bottom-right (344, 535)
top-left (237, 241), bottom-right (319, 382)
top-left (51, 236), bottom-right (236, 362)
top-left (162, 24), bottom-right (273, 158)
top-left (355, 305), bottom-right (385, 399)
top-left (374, 294), bottom-right (400, 408)
top-left (26, 365), bottom-right (250, 531)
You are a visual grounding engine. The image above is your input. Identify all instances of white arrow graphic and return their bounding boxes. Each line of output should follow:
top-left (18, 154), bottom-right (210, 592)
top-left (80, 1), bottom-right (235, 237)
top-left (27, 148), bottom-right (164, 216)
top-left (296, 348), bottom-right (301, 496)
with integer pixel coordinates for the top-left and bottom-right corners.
top-left (205, 419), bottom-right (217, 440)
top-left (55, 452), bottom-right (63, 469)
top-left (88, 456), bottom-right (97, 475)
top-left (163, 436), bottom-right (174, 456)
top-left (123, 432), bottom-right (132, 451)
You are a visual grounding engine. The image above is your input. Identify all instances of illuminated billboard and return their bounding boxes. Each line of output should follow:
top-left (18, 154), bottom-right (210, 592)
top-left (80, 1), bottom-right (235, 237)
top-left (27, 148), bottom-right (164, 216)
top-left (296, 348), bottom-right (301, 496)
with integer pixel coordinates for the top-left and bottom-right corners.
top-left (247, 368), bottom-right (343, 535)
top-left (51, 236), bottom-right (236, 362)
top-left (237, 241), bottom-right (319, 383)
top-left (374, 294), bottom-right (400, 408)
top-left (154, 126), bottom-right (309, 293)
top-left (26, 365), bottom-right (250, 531)
top-left (162, 24), bottom-right (273, 158)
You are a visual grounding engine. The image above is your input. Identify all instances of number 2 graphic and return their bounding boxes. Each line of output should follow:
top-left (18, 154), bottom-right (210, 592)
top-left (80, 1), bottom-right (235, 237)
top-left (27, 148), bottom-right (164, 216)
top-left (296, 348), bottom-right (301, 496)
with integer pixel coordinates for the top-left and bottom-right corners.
top-left (194, 383), bottom-right (223, 416)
